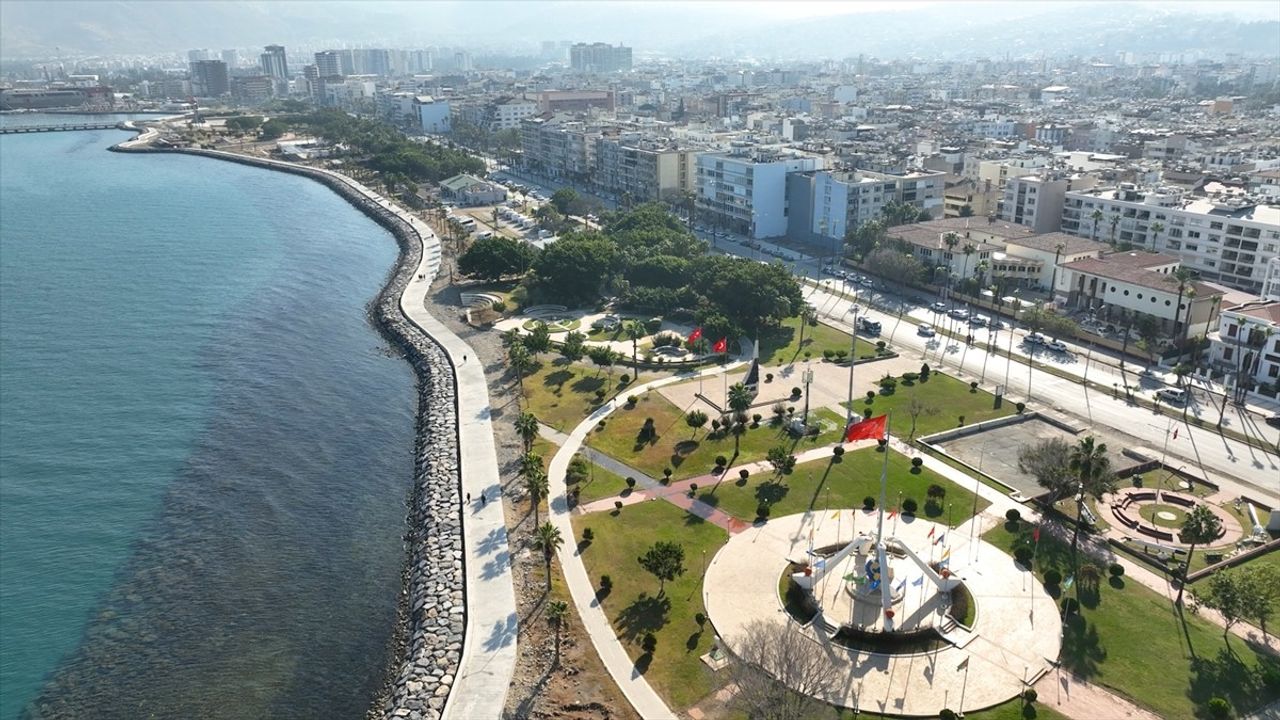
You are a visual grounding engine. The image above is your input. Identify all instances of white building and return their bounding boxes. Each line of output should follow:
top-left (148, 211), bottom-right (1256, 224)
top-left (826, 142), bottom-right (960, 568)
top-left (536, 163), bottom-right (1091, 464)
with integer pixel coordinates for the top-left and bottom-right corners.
top-left (1208, 301), bottom-right (1280, 390)
top-left (696, 148), bottom-right (823, 239)
top-left (1058, 251), bottom-right (1222, 340)
top-left (999, 173), bottom-right (1099, 234)
top-left (1061, 185), bottom-right (1280, 294)
top-left (416, 96), bottom-right (452, 134)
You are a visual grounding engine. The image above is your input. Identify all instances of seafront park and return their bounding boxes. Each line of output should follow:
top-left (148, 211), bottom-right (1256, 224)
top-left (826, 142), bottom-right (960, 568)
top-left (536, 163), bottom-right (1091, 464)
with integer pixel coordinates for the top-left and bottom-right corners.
top-left (3, 108), bottom-right (1278, 720)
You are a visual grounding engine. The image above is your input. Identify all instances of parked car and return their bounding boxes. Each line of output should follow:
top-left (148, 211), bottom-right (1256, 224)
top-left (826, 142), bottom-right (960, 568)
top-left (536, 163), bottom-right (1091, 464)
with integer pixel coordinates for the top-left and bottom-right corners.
top-left (1025, 332), bottom-right (1047, 345)
top-left (970, 315), bottom-right (990, 328)
top-left (948, 308), bottom-right (970, 320)
top-left (1156, 387), bottom-right (1189, 405)
top-left (1265, 414), bottom-right (1280, 428)
top-left (917, 323), bottom-right (936, 337)
top-left (931, 301), bottom-right (948, 313)
top-left (1047, 340), bottom-right (1069, 353)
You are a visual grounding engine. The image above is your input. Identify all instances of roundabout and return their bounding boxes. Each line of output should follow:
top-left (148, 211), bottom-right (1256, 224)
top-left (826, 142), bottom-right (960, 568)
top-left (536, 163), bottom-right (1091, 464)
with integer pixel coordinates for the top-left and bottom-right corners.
top-left (703, 510), bottom-right (1060, 716)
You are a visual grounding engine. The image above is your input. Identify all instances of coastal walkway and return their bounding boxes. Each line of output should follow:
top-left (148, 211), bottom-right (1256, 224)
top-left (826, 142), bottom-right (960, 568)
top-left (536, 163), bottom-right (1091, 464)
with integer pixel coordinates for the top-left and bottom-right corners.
top-left (112, 128), bottom-right (518, 719)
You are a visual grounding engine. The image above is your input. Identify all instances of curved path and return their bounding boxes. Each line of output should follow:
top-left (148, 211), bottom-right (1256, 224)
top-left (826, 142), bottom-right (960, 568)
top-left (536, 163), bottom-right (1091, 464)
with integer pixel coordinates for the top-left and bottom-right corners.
top-left (547, 363), bottom-right (746, 720)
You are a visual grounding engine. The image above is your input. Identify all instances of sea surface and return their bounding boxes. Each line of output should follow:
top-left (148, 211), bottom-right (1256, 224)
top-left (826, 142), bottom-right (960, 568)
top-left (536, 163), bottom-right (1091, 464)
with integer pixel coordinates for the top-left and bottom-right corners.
top-left (0, 124), bottom-right (416, 719)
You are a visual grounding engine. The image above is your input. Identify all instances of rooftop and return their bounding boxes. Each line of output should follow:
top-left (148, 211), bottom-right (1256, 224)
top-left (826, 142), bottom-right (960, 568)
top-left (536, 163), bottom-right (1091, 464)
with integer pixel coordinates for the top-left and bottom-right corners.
top-left (1003, 232), bottom-right (1109, 256)
top-left (1061, 252), bottom-right (1221, 296)
top-left (1225, 300), bottom-right (1280, 324)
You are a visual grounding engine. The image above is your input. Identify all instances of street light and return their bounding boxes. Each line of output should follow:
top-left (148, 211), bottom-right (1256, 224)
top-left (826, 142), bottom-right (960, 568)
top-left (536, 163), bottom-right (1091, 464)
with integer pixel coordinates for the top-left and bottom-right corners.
top-left (801, 366), bottom-right (815, 426)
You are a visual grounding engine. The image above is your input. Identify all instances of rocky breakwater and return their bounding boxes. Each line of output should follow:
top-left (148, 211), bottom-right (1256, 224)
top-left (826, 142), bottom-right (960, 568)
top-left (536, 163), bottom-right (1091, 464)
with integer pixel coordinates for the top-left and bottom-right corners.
top-left (109, 140), bottom-right (466, 720)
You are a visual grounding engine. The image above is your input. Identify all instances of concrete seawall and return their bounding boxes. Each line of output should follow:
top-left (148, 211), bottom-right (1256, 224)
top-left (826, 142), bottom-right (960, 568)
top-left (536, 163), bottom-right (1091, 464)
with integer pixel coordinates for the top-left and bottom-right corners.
top-left (110, 137), bottom-right (468, 720)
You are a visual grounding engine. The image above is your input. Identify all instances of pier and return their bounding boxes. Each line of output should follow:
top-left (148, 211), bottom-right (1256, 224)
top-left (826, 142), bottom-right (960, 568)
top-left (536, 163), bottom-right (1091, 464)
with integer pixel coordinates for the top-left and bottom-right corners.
top-left (0, 122), bottom-right (125, 135)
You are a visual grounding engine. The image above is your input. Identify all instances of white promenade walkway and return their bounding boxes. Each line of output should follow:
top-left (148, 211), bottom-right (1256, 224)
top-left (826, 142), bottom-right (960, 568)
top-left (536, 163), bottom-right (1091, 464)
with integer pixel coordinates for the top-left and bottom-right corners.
top-left (136, 142), bottom-right (519, 719)
top-left (547, 362), bottom-right (745, 720)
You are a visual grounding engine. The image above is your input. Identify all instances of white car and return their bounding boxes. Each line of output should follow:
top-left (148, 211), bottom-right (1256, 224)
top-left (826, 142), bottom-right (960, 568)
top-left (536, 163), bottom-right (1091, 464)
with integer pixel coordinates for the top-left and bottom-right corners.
top-left (1047, 340), bottom-right (1069, 353)
top-left (948, 308), bottom-right (970, 320)
top-left (931, 301), bottom-right (948, 313)
top-left (1025, 332), bottom-right (1047, 345)
top-left (917, 323), bottom-right (936, 337)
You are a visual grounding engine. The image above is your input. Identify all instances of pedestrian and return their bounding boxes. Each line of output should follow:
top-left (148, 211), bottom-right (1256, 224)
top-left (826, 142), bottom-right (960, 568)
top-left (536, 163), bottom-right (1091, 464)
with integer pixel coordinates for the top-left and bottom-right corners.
top-left (463, 354), bottom-right (467, 363)
top-left (466, 492), bottom-right (471, 504)
top-left (480, 491), bottom-right (486, 506)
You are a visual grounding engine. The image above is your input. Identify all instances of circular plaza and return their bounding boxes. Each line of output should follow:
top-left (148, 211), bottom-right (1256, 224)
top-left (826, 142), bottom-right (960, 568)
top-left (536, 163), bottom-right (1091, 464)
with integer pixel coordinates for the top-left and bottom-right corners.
top-left (703, 511), bottom-right (1061, 716)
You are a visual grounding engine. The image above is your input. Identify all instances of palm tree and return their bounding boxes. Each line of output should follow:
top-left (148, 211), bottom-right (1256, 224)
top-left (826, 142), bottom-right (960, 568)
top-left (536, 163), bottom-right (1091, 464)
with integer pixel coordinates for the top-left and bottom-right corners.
top-left (533, 522), bottom-right (563, 591)
top-left (515, 412), bottom-right (539, 453)
top-left (975, 259), bottom-right (990, 289)
top-left (960, 243), bottom-right (977, 284)
top-left (797, 305), bottom-right (817, 352)
top-left (545, 599), bottom-right (569, 659)
top-left (1175, 505), bottom-right (1223, 605)
top-left (727, 382), bottom-right (754, 456)
top-left (624, 320), bottom-right (646, 369)
top-left (1090, 209), bottom-right (1104, 242)
top-left (1108, 214), bottom-right (1121, 245)
top-left (1067, 436), bottom-right (1116, 563)
top-left (1148, 221), bottom-right (1164, 252)
top-left (507, 342), bottom-right (534, 403)
top-left (525, 466), bottom-right (549, 526)
top-left (1165, 267), bottom-right (1195, 358)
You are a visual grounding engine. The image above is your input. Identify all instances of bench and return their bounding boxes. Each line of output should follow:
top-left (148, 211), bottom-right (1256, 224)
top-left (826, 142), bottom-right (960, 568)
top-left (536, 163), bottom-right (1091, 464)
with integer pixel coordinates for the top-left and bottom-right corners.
top-left (1163, 493), bottom-right (1196, 508)
top-left (1113, 509), bottom-right (1138, 529)
top-left (1130, 491), bottom-right (1157, 503)
top-left (1137, 524), bottom-right (1174, 542)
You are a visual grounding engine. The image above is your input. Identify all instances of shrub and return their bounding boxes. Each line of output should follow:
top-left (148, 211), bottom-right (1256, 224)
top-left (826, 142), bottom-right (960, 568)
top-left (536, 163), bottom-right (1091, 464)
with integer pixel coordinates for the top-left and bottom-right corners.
top-left (833, 446), bottom-right (845, 457)
top-left (600, 574), bottom-right (612, 590)
top-left (879, 376), bottom-right (898, 392)
top-left (1006, 508), bottom-right (1021, 523)
top-left (595, 388), bottom-right (607, 401)
top-left (582, 527), bottom-right (595, 542)
top-left (803, 351), bottom-right (812, 360)
top-left (1044, 569), bottom-right (1063, 586)
top-left (765, 373), bottom-right (774, 382)
top-left (927, 484), bottom-right (945, 500)
top-left (902, 498), bottom-right (918, 515)
top-left (614, 500), bottom-right (623, 511)
top-left (791, 386), bottom-right (802, 397)
top-left (823, 349), bottom-right (835, 361)
top-left (752, 413), bottom-right (762, 425)
top-left (491, 300), bottom-right (507, 312)
top-left (644, 318), bottom-right (662, 334)
top-left (625, 476), bottom-right (636, 488)
top-left (772, 402), bottom-right (786, 416)
top-left (1206, 697), bottom-right (1232, 720)
top-left (627, 395), bottom-right (639, 405)
top-left (940, 710), bottom-right (958, 720)
top-left (695, 612), bottom-right (707, 626)
top-left (902, 372), bottom-right (919, 383)
top-left (711, 419), bottom-right (722, 432)
top-left (876, 340), bottom-right (887, 350)
top-left (970, 381), bottom-right (979, 392)
top-left (920, 363), bottom-right (931, 381)
top-left (835, 348), bottom-right (849, 361)
top-left (866, 390), bottom-right (876, 403)
top-left (1023, 689), bottom-right (1038, 705)
top-left (756, 503), bottom-right (771, 519)
top-left (618, 373), bottom-right (630, 385)
top-left (1109, 563), bottom-right (1125, 578)
top-left (1014, 546), bottom-right (1033, 566)
top-left (912, 457), bottom-right (924, 469)
top-left (1061, 597), bottom-right (1080, 615)
top-left (739, 468), bottom-right (750, 480)
top-left (957, 414), bottom-right (966, 426)
top-left (863, 407), bottom-right (873, 419)
top-left (663, 467), bottom-right (673, 480)
top-left (689, 483), bottom-right (698, 495)
top-left (715, 455), bottom-right (727, 467)
top-left (1015, 401), bottom-right (1026, 414)
top-left (863, 496), bottom-right (876, 510)
top-left (642, 632), bottom-right (657, 653)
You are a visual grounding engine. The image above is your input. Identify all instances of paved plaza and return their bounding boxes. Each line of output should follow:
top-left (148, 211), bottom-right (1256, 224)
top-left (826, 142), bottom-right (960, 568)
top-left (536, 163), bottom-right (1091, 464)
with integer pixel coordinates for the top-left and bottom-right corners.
top-left (703, 511), bottom-right (1061, 716)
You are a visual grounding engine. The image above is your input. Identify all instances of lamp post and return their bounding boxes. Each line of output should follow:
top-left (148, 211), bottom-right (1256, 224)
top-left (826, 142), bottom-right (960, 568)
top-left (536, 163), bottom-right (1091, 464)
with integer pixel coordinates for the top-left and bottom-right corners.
top-left (802, 366), bottom-right (815, 427)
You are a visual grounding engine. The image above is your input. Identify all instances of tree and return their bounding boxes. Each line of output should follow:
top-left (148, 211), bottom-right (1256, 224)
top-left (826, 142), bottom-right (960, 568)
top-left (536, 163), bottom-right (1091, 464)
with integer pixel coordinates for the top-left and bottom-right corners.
top-left (1134, 315), bottom-right (1161, 367)
top-left (259, 118), bottom-right (287, 140)
top-left (525, 466), bottom-right (549, 526)
top-left (728, 619), bottom-right (842, 720)
top-left (1176, 505), bottom-right (1223, 605)
top-left (690, 255), bottom-right (803, 339)
top-left (728, 383), bottom-right (755, 455)
top-left (545, 599), bottom-right (569, 659)
top-left (907, 390), bottom-right (939, 440)
top-left (524, 322), bottom-right (553, 358)
top-left (1067, 436), bottom-right (1116, 562)
top-left (767, 445), bottom-right (796, 474)
top-left (559, 330), bottom-right (587, 363)
top-left (1195, 568), bottom-right (1251, 639)
top-left (224, 115), bottom-right (263, 133)
top-left (533, 522), bottom-right (563, 591)
top-left (958, 204), bottom-right (975, 218)
top-left (685, 409), bottom-right (709, 438)
top-left (1018, 437), bottom-right (1074, 500)
top-left (587, 345), bottom-right (619, 378)
top-left (797, 304), bottom-right (817, 350)
top-left (551, 187), bottom-right (587, 217)
top-left (1090, 209), bottom-right (1105, 242)
top-left (515, 411), bottom-right (540, 452)
top-left (1109, 214), bottom-right (1121, 244)
top-left (530, 232), bottom-right (617, 305)
top-left (1148, 221), bottom-right (1165, 252)
top-left (864, 247), bottom-right (924, 285)
top-left (846, 219), bottom-right (887, 258)
top-left (457, 235), bottom-right (535, 280)
top-left (625, 320), bottom-right (646, 368)
top-left (507, 342), bottom-right (535, 400)
top-left (637, 540), bottom-right (685, 596)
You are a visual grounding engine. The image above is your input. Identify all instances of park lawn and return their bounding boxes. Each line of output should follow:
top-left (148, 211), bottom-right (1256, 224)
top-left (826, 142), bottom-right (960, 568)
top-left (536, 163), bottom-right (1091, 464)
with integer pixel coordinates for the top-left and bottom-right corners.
top-left (699, 445), bottom-right (990, 524)
top-left (572, 461), bottom-right (634, 504)
top-left (985, 522), bottom-right (1280, 720)
top-left (1191, 549), bottom-right (1280, 621)
top-left (759, 316), bottom-right (878, 366)
top-left (964, 699), bottom-right (1071, 720)
top-left (848, 371), bottom-right (1014, 440)
top-left (521, 358), bottom-right (656, 431)
top-left (586, 391), bottom-right (847, 481)
top-left (571, 501), bottom-right (730, 710)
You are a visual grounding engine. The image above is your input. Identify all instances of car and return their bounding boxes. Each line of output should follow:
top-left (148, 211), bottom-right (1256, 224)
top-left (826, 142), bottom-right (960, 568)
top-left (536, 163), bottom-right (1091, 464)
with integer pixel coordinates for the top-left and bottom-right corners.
top-left (1265, 414), bottom-right (1280, 428)
top-left (1025, 332), bottom-right (1047, 345)
top-left (1047, 340), bottom-right (1069, 353)
top-left (931, 301), bottom-right (948, 313)
top-left (969, 315), bottom-right (989, 328)
top-left (856, 317), bottom-right (882, 336)
top-left (859, 277), bottom-right (874, 287)
top-left (917, 323), bottom-right (936, 337)
top-left (1156, 387), bottom-right (1189, 405)
top-left (948, 308), bottom-right (970, 320)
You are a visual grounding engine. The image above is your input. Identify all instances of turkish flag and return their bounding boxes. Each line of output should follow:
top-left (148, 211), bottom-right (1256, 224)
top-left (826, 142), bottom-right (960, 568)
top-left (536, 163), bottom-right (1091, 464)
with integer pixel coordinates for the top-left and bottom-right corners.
top-left (712, 337), bottom-right (728, 353)
top-left (844, 414), bottom-right (887, 442)
top-left (688, 327), bottom-right (703, 342)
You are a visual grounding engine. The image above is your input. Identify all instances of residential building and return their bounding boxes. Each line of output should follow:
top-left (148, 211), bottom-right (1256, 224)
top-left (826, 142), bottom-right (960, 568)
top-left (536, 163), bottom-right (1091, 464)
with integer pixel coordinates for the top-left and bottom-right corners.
top-left (569, 42), bottom-right (632, 73)
top-left (1263, 258), bottom-right (1280, 301)
top-left (416, 96), bottom-right (452, 134)
top-left (1058, 251), bottom-right (1222, 340)
top-left (260, 45), bottom-right (288, 80)
top-left (457, 97), bottom-right (539, 131)
top-left (532, 90), bottom-right (615, 113)
top-left (439, 174), bottom-right (507, 206)
top-left (189, 60), bottom-right (229, 97)
top-left (594, 134), bottom-right (697, 203)
top-left (999, 174), bottom-right (1098, 234)
top-left (1209, 301), bottom-right (1280, 389)
top-left (1061, 185), bottom-right (1280, 294)
top-left (696, 148), bottom-right (823, 239)
top-left (787, 170), bottom-right (895, 250)
top-left (943, 178), bottom-right (998, 218)
top-left (314, 51), bottom-right (342, 78)
top-left (220, 49), bottom-right (238, 68)
top-left (520, 115), bottom-right (600, 183)
top-left (888, 217), bottom-right (1034, 284)
top-left (231, 75), bottom-right (274, 104)
top-left (377, 90), bottom-right (421, 123)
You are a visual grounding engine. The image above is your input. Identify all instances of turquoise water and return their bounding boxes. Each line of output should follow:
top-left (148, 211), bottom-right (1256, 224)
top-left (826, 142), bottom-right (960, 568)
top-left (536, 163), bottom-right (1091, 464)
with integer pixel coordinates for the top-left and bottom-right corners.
top-left (0, 130), bottom-right (415, 718)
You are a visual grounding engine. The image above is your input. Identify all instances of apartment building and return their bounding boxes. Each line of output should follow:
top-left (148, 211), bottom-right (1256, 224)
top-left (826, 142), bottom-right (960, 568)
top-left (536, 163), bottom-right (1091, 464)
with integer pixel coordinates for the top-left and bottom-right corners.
top-left (532, 90), bottom-right (615, 113)
top-left (696, 148), bottom-right (823, 239)
top-left (1061, 185), bottom-right (1280, 294)
top-left (455, 97), bottom-right (538, 131)
top-left (943, 178), bottom-right (998, 218)
top-left (594, 134), bottom-right (697, 203)
top-left (787, 170), bottom-right (895, 248)
top-left (569, 43), bottom-right (633, 73)
top-left (999, 173), bottom-right (1099, 234)
top-left (416, 96), bottom-right (452, 134)
top-left (1209, 301), bottom-right (1280, 389)
top-left (189, 60), bottom-right (229, 97)
top-left (520, 115), bottom-right (600, 183)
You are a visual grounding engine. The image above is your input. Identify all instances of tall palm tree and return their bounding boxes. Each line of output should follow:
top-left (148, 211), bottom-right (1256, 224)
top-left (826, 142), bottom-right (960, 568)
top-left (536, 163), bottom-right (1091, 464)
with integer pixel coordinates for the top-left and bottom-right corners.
top-left (1090, 209), bottom-right (1104, 242)
top-left (1175, 505), bottom-right (1222, 605)
top-left (727, 382), bottom-right (754, 456)
top-left (507, 342), bottom-right (534, 403)
top-left (797, 305), bottom-right (817, 352)
top-left (1165, 267), bottom-right (1195, 357)
top-left (515, 412), bottom-right (540, 453)
top-left (975, 259), bottom-right (990, 289)
top-left (525, 466), bottom-right (549, 526)
top-left (1108, 214), bottom-right (1121, 245)
top-left (546, 599), bottom-right (569, 660)
top-left (1067, 436), bottom-right (1115, 563)
top-left (960, 243), bottom-right (977, 284)
top-left (624, 320), bottom-right (646, 369)
top-left (533, 522), bottom-right (563, 592)
top-left (1148, 221), bottom-right (1164, 252)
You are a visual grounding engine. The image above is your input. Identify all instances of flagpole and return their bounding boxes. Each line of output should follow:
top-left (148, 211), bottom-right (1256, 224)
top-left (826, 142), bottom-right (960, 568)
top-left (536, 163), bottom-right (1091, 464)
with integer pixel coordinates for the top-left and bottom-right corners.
top-left (959, 659), bottom-right (971, 712)
top-left (876, 411), bottom-right (890, 544)
top-left (846, 307), bottom-right (858, 425)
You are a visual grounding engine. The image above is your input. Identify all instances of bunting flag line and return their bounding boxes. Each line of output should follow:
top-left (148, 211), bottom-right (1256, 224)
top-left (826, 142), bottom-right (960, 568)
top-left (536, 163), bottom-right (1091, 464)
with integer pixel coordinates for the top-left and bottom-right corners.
top-left (844, 414), bottom-right (888, 442)
top-left (688, 327), bottom-right (703, 343)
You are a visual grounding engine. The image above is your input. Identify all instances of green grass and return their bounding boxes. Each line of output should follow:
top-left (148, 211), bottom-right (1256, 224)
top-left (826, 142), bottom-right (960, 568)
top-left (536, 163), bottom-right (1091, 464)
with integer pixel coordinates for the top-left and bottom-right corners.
top-left (759, 316), bottom-right (878, 366)
top-left (586, 391), bottom-right (847, 481)
top-left (1138, 502), bottom-right (1188, 529)
top-left (572, 501), bottom-right (730, 709)
top-left (520, 358), bottom-right (655, 431)
top-left (573, 461), bottom-right (634, 504)
top-left (1192, 549), bottom-right (1280, 621)
top-left (985, 522), bottom-right (1280, 719)
top-left (846, 371), bottom-right (1015, 440)
top-left (962, 699), bottom-right (1071, 720)
top-left (698, 445), bottom-right (989, 523)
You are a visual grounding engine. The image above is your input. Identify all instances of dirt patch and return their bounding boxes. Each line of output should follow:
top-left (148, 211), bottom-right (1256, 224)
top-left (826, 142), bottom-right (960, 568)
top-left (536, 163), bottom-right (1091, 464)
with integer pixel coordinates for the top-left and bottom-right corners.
top-left (418, 263), bottom-right (637, 720)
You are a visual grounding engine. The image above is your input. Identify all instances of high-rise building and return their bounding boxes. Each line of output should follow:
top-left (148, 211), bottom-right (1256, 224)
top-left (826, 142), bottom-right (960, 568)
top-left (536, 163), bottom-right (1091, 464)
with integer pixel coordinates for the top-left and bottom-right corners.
top-left (187, 48), bottom-right (211, 63)
top-left (260, 45), bottom-right (288, 79)
top-left (189, 60), bottom-right (229, 97)
top-left (314, 51), bottom-right (342, 78)
top-left (220, 49), bottom-right (238, 68)
top-left (569, 42), bottom-right (632, 73)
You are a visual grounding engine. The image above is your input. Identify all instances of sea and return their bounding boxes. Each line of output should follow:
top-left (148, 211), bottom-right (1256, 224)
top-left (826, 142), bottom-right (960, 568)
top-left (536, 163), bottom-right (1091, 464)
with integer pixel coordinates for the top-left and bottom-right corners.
top-left (0, 115), bottom-right (416, 719)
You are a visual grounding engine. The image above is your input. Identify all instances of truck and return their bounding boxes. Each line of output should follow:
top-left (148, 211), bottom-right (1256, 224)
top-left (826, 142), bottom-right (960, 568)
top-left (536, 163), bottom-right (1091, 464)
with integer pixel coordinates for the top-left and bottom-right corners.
top-left (856, 317), bottom-right (882, 336)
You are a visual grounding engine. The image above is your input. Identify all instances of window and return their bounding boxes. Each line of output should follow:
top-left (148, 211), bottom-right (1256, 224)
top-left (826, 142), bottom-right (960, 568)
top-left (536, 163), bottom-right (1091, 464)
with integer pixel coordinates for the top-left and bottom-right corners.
top-left (1137, 293), bottom-right (1144, 299)
top-left (1210, 221), bottom-right (1223, 230)
top-left (1224, 347), bottom-right (1234, 361)
top-left (1124, 290), bottom-right (1130, 296)
top-left (1227, 324), bottom-right (1238, 338)
top-left (1269, 365), bottom-right (1279, 379)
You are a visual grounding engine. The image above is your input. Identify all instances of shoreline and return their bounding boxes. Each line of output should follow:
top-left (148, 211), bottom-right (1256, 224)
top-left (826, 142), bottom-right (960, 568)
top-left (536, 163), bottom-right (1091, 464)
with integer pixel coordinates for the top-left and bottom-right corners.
top-left (110, 129), bottom-right (471, 720)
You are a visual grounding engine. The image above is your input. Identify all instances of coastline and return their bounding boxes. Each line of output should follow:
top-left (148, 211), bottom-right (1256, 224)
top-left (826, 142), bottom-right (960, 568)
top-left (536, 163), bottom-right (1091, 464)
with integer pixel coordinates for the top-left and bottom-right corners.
top-left (109, 129), bottom-right (472, 720)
